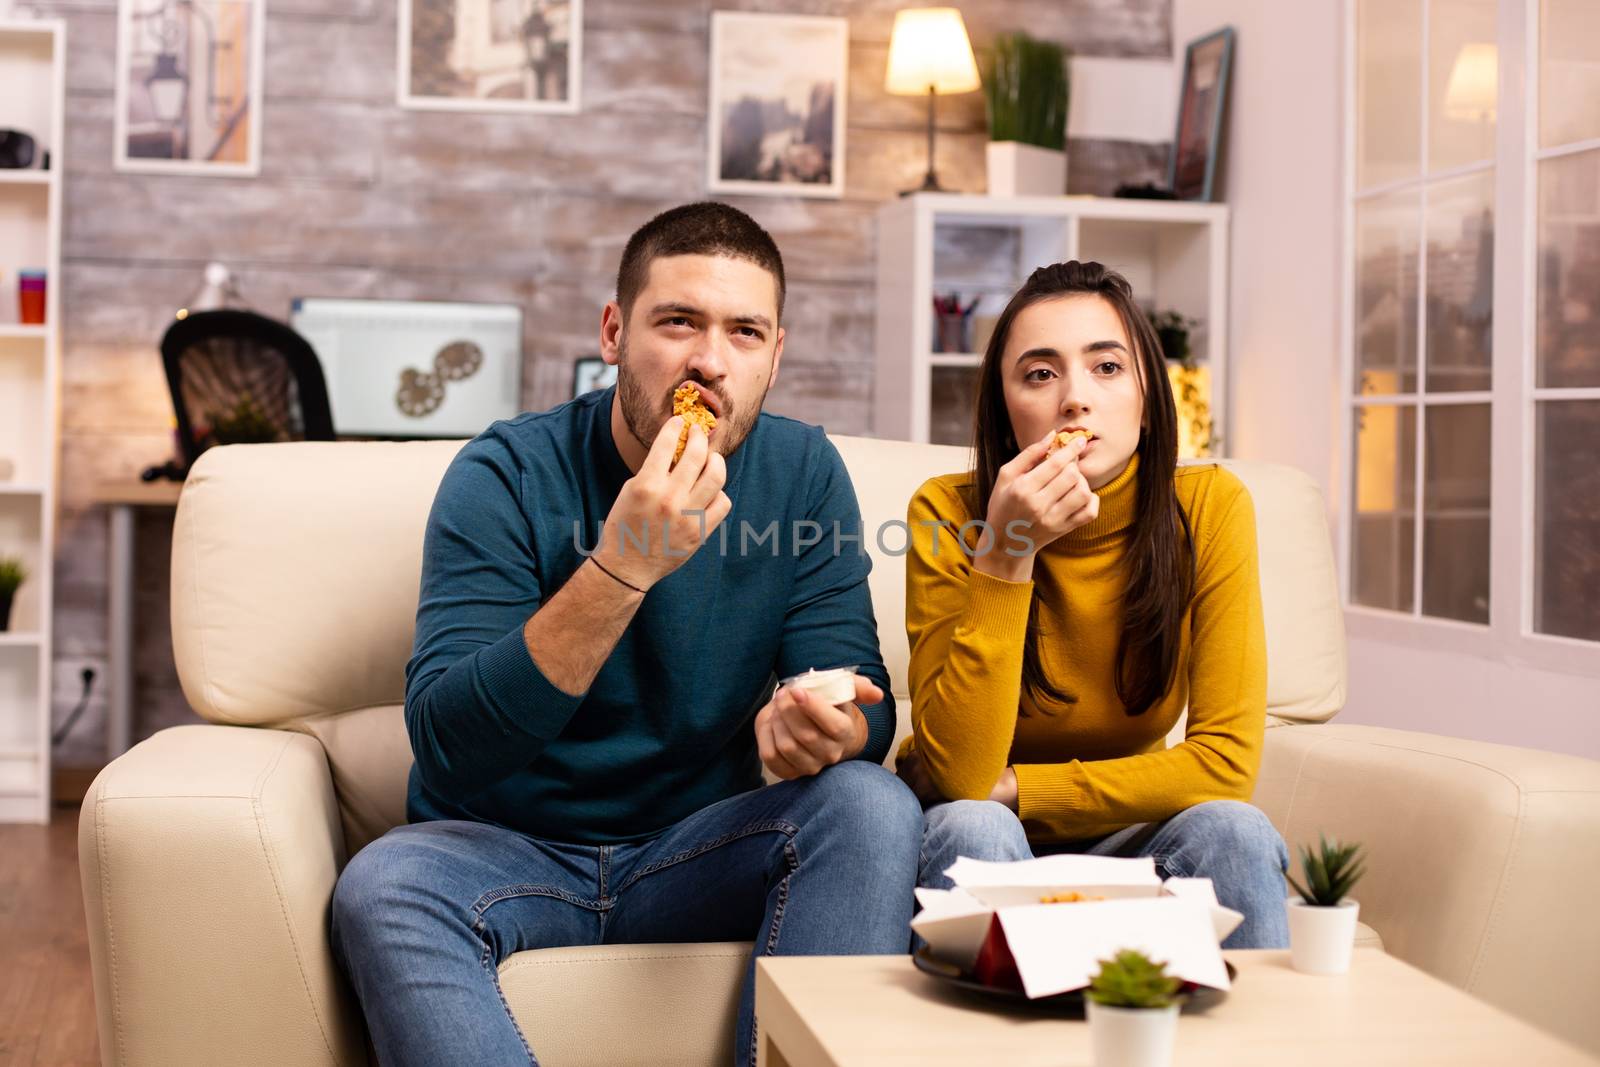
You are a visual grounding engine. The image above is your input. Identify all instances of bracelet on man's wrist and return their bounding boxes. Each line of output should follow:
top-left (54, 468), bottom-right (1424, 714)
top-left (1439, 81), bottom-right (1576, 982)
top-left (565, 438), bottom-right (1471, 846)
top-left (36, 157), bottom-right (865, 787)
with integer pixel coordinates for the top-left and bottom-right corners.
top-left (589, 556), bottom-right (647, 595)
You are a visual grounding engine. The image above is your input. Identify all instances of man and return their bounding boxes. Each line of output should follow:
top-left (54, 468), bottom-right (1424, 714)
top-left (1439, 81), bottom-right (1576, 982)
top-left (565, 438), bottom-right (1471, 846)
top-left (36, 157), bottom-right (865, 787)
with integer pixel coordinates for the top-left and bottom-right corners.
top-left (331, 202), bottom-right (921, 1066)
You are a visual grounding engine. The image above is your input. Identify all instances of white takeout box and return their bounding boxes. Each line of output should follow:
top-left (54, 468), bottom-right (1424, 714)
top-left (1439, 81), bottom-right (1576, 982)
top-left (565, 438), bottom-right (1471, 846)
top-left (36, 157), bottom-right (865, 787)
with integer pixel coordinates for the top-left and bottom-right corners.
top-left (912, 855), bottom-right (1242, 999)
top-left (947, 855), bottom-right (1167, 908)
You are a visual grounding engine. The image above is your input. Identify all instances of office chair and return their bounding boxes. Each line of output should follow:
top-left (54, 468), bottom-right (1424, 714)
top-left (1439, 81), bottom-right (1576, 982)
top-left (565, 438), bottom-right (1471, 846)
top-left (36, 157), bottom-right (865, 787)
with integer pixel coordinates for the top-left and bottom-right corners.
top-left (159, 309), bottom-right (335, 472)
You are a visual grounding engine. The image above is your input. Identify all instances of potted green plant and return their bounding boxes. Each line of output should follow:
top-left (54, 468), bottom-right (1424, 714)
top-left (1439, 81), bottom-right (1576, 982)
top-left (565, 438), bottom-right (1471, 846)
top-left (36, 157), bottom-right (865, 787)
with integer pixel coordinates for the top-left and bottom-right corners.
top-left (207, 396), bottom-right (280, 446)
top-left (0, 555), bottom-right (27, 632)
top-left (1085, 949), bottom-right (1182, 1067)
top-left (1285, 835), bottom-right (1367, 975)
top-left (983, 31), bottom-right (1070, 197)
top-left (1147, 309), bottom-right (1195, 364)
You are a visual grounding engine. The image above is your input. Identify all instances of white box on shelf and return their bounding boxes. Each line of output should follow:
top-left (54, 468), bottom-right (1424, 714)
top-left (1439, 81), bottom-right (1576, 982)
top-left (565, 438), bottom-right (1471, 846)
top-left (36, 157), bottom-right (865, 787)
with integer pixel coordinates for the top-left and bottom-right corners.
top-left (986, 141), bottom-right (1068, 198)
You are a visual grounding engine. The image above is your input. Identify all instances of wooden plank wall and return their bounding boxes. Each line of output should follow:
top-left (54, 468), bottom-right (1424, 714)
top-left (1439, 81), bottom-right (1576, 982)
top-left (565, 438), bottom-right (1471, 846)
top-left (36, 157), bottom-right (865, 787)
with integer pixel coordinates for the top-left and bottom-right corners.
top-left (12, 0), bottom-right (1169, 765)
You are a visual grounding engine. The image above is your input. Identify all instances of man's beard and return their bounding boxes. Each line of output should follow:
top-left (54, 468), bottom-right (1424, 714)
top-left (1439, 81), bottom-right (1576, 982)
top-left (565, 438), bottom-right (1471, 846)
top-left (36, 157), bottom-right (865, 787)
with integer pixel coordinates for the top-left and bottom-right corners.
top-left (615, 334), bottom-right (765, 459)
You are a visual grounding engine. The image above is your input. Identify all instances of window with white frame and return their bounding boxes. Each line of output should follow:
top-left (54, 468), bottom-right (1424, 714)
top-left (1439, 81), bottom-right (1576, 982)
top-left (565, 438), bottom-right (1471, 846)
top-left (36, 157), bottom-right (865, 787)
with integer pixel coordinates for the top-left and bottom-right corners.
top-left (1531, 0), bottom-right (1600, 643)
top-left (1345, 0), bottom-right (1600, 648)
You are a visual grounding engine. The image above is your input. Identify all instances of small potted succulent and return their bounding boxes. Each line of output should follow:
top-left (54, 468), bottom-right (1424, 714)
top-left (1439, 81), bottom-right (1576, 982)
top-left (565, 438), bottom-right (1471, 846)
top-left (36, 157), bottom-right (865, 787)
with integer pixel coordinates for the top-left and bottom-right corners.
top-left (0, 555), bottom-right (27, 632)
top-left (1085, 949), bottom-right (1182, 1067)
top-left (1285, 835), bottom-right (1367, 975)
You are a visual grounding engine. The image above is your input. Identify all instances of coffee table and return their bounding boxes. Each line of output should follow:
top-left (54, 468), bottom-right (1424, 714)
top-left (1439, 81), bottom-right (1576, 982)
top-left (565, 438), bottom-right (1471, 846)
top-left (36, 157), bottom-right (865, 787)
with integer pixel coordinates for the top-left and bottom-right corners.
top-left (755, 949), bottom-right (1596, 1066)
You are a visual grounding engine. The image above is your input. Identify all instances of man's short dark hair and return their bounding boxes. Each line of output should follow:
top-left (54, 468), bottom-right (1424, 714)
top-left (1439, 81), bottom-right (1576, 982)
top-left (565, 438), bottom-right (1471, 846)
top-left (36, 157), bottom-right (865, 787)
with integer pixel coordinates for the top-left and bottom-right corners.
top-left (616, 202), bottom-right (787, 322)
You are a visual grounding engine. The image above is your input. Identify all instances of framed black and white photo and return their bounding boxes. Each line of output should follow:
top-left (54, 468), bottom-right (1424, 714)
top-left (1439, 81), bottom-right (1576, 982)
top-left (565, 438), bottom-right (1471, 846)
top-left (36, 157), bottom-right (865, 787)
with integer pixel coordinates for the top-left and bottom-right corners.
top-left (571, 356), bottom-right (616, 398)
top-left (1168, 26), bottom-right (1234, 202)
top-left (114, 0), bottom-right (264, 175)
top-left (398, 0), bottom-right (582, 114)
top-left (708, 12), bottom-right (847, 198)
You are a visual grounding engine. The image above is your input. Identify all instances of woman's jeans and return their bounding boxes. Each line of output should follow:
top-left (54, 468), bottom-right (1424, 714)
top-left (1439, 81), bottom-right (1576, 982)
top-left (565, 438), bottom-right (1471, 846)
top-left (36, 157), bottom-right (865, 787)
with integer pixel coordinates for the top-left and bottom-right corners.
top-left (919, 798), bottom-right (1291, 949)
top-left (331, 761), bottom-right (922, 1067)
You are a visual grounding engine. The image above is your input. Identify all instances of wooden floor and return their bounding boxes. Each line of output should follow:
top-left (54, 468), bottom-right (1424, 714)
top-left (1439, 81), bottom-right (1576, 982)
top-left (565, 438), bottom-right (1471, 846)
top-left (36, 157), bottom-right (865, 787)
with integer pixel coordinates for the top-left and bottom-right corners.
top-left (0, 806), bottom-right (100, 1067)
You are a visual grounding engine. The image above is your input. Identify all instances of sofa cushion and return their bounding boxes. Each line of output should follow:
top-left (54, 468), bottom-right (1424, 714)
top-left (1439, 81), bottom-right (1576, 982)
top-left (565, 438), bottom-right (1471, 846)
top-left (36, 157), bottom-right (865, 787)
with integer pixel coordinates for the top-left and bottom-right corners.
top-left (1209, 460), bottom-right (1345, 723)
top-left (827, 436), bottom-right (971, 757)
top-left (498, 943), bottom-right (747, 1065)
top-left (286, 704), bottom-right (411, 855)
top-left (172, 439), bottom-right (464, 727)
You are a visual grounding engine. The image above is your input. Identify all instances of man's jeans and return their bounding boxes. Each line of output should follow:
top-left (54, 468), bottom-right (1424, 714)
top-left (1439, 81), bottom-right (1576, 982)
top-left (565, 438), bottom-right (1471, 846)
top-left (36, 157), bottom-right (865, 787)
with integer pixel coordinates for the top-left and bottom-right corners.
top-left (330, 760), bottom-right (922, 1067)
top-left (918, 798), bottom-right (1291, 949)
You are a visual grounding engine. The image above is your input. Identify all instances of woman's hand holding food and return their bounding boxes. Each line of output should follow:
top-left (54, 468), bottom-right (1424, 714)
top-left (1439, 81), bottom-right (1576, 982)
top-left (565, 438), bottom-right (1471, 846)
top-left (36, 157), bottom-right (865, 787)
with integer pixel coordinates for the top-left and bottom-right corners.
top-left (975, 430), bottom-right (1100, 582)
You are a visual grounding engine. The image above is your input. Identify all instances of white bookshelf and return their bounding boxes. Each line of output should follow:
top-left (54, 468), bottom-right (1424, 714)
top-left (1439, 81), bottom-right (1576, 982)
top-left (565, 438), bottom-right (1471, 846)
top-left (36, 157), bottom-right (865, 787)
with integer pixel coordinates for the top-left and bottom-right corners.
top-left (0, 18), bottom-right (64, 823)
top-left (875, 193), bottom-right (1230, 454)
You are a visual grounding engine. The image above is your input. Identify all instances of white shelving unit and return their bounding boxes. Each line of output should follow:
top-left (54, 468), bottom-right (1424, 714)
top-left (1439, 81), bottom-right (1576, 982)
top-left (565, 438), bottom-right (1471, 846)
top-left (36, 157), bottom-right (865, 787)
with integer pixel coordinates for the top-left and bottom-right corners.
top-left (875, 193), bottom-right (1230, 453)
top-left (0, 18), bottom-right (64, 823)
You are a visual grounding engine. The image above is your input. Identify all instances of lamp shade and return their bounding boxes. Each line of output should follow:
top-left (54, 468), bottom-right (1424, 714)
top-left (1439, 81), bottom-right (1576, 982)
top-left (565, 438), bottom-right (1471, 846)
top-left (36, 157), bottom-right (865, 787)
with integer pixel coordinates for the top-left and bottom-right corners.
top-left (1444, 42), bottom-right (1498, 121)
top-left (885, 8), bottom-right (981, 96)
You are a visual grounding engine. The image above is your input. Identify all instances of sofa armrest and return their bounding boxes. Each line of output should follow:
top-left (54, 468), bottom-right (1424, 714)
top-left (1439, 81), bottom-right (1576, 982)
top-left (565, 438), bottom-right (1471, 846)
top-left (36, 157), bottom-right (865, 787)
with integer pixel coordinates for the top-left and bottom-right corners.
top-left (1256, 722), bottom-right (1600, 1055)
top-left (79, 724), bottom-right (365, 1066)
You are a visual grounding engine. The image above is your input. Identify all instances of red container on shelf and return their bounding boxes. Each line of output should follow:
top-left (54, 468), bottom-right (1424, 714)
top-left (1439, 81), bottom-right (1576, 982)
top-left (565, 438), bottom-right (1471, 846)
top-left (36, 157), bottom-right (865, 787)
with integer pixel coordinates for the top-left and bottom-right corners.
top-left (18, 270), bottom-right (47, 325)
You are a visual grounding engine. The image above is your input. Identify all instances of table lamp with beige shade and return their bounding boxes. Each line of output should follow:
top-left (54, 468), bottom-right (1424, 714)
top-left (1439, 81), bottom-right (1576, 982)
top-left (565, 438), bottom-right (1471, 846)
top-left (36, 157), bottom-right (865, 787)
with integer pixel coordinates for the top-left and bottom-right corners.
top-left (885, 7), bottom-right (981, 194)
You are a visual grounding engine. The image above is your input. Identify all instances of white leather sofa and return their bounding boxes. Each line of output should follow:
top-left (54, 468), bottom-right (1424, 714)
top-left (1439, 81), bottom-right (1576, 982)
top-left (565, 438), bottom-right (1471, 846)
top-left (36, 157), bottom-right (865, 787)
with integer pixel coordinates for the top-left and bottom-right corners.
top-left (79, 435), bottom-right (1600, 1065)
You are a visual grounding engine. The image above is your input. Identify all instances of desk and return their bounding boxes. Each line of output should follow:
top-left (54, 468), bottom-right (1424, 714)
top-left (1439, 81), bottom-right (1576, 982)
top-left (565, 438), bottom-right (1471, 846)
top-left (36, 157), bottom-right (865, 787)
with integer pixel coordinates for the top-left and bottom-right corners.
top-left (92, 480), bottom-right (182, 760)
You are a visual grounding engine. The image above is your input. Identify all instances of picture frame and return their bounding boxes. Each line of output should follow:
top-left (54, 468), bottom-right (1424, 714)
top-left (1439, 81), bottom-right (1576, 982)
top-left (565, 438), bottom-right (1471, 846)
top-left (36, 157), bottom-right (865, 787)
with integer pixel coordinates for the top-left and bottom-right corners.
top-left (1168, 26), bottom-right (1235, 202)
top-left (114, 0), bottom-right (265, 176)
top-left (571, 356), bottom-right (616, 398)
top-left (398, 0), bottom-right (582, 115)
top-left (707, 12), bottom-right (847, 199)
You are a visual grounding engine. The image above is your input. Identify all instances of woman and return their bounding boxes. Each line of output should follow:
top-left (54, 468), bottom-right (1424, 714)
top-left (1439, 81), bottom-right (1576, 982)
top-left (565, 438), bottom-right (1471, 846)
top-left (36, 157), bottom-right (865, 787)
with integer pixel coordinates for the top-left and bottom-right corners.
top-left (897, 261), bottom-right (1288, 948)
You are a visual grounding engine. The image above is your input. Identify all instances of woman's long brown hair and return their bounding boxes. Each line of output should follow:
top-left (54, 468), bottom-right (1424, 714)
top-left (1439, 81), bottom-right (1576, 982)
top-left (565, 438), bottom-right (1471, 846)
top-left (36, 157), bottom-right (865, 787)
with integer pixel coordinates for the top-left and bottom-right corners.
top-left (969, 261), bottom-right (1194, 717)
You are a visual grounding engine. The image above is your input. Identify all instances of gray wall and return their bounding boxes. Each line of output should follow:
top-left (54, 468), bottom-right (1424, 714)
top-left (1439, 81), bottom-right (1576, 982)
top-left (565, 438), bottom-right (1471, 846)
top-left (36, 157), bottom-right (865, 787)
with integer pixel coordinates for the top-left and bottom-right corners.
top-left (22, 0), bottom-right (1170, 766)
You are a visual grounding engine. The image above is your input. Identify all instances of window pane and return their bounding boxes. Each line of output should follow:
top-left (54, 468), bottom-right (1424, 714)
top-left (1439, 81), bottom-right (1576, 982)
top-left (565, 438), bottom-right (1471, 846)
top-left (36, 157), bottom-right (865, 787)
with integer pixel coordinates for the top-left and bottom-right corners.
top-left (1422, 404), bottom-right (1490, 623)
top-left (1535, 400), bottom-right (1600, 641)
top-left (1352, 405), bottom-right (1417, 612)
top-left (1425, 172), bottom-right (1494, 392)
top-left (1358, 0), bottom-right (1422, 188)
top-left (1355, 191), bottom-right (1420, 395)
top-left (1537, 149), bottom-right (1600, 388)
top-left (1430, 0), bottom-right (1498, 171)
top-left (1541, 0), bottom-right (1600, 148)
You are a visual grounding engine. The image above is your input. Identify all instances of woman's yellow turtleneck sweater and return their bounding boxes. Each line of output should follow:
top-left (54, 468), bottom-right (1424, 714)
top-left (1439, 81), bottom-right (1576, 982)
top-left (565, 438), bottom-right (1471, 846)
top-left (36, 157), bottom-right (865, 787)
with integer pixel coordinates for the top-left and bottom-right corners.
top-left (899, 454), bottom-right (1268, 843)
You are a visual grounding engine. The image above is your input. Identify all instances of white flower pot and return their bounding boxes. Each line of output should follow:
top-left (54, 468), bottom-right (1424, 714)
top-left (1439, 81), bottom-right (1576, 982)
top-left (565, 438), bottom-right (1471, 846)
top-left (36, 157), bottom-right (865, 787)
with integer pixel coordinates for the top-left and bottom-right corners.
top-left (1286, 897), bottom-right (1361, 975)
top-left (1086, 1001), bottom-right (1180, 1067)
top-left (985, 141), bottom-right (1067, 197)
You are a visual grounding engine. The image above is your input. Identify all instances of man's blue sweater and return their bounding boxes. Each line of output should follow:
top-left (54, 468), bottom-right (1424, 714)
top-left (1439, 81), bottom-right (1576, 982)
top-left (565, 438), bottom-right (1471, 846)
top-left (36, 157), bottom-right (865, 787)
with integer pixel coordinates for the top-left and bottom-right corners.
top-left (404, 387), bottom-right (895, 845)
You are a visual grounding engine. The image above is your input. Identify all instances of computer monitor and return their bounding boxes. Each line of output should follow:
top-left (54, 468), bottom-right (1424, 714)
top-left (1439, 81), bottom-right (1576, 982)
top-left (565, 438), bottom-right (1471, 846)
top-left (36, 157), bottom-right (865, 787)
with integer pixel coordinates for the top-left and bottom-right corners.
top-left (289, 297), bottom-right (523, 438)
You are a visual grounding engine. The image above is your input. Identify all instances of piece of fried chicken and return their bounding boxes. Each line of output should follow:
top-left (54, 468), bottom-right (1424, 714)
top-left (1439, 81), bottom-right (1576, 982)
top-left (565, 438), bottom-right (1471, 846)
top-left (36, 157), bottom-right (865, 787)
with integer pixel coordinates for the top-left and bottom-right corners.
top-left (671, 382), bottom-right (717, 466)
top-left (1049, 428), bottom-right (1093, 452)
